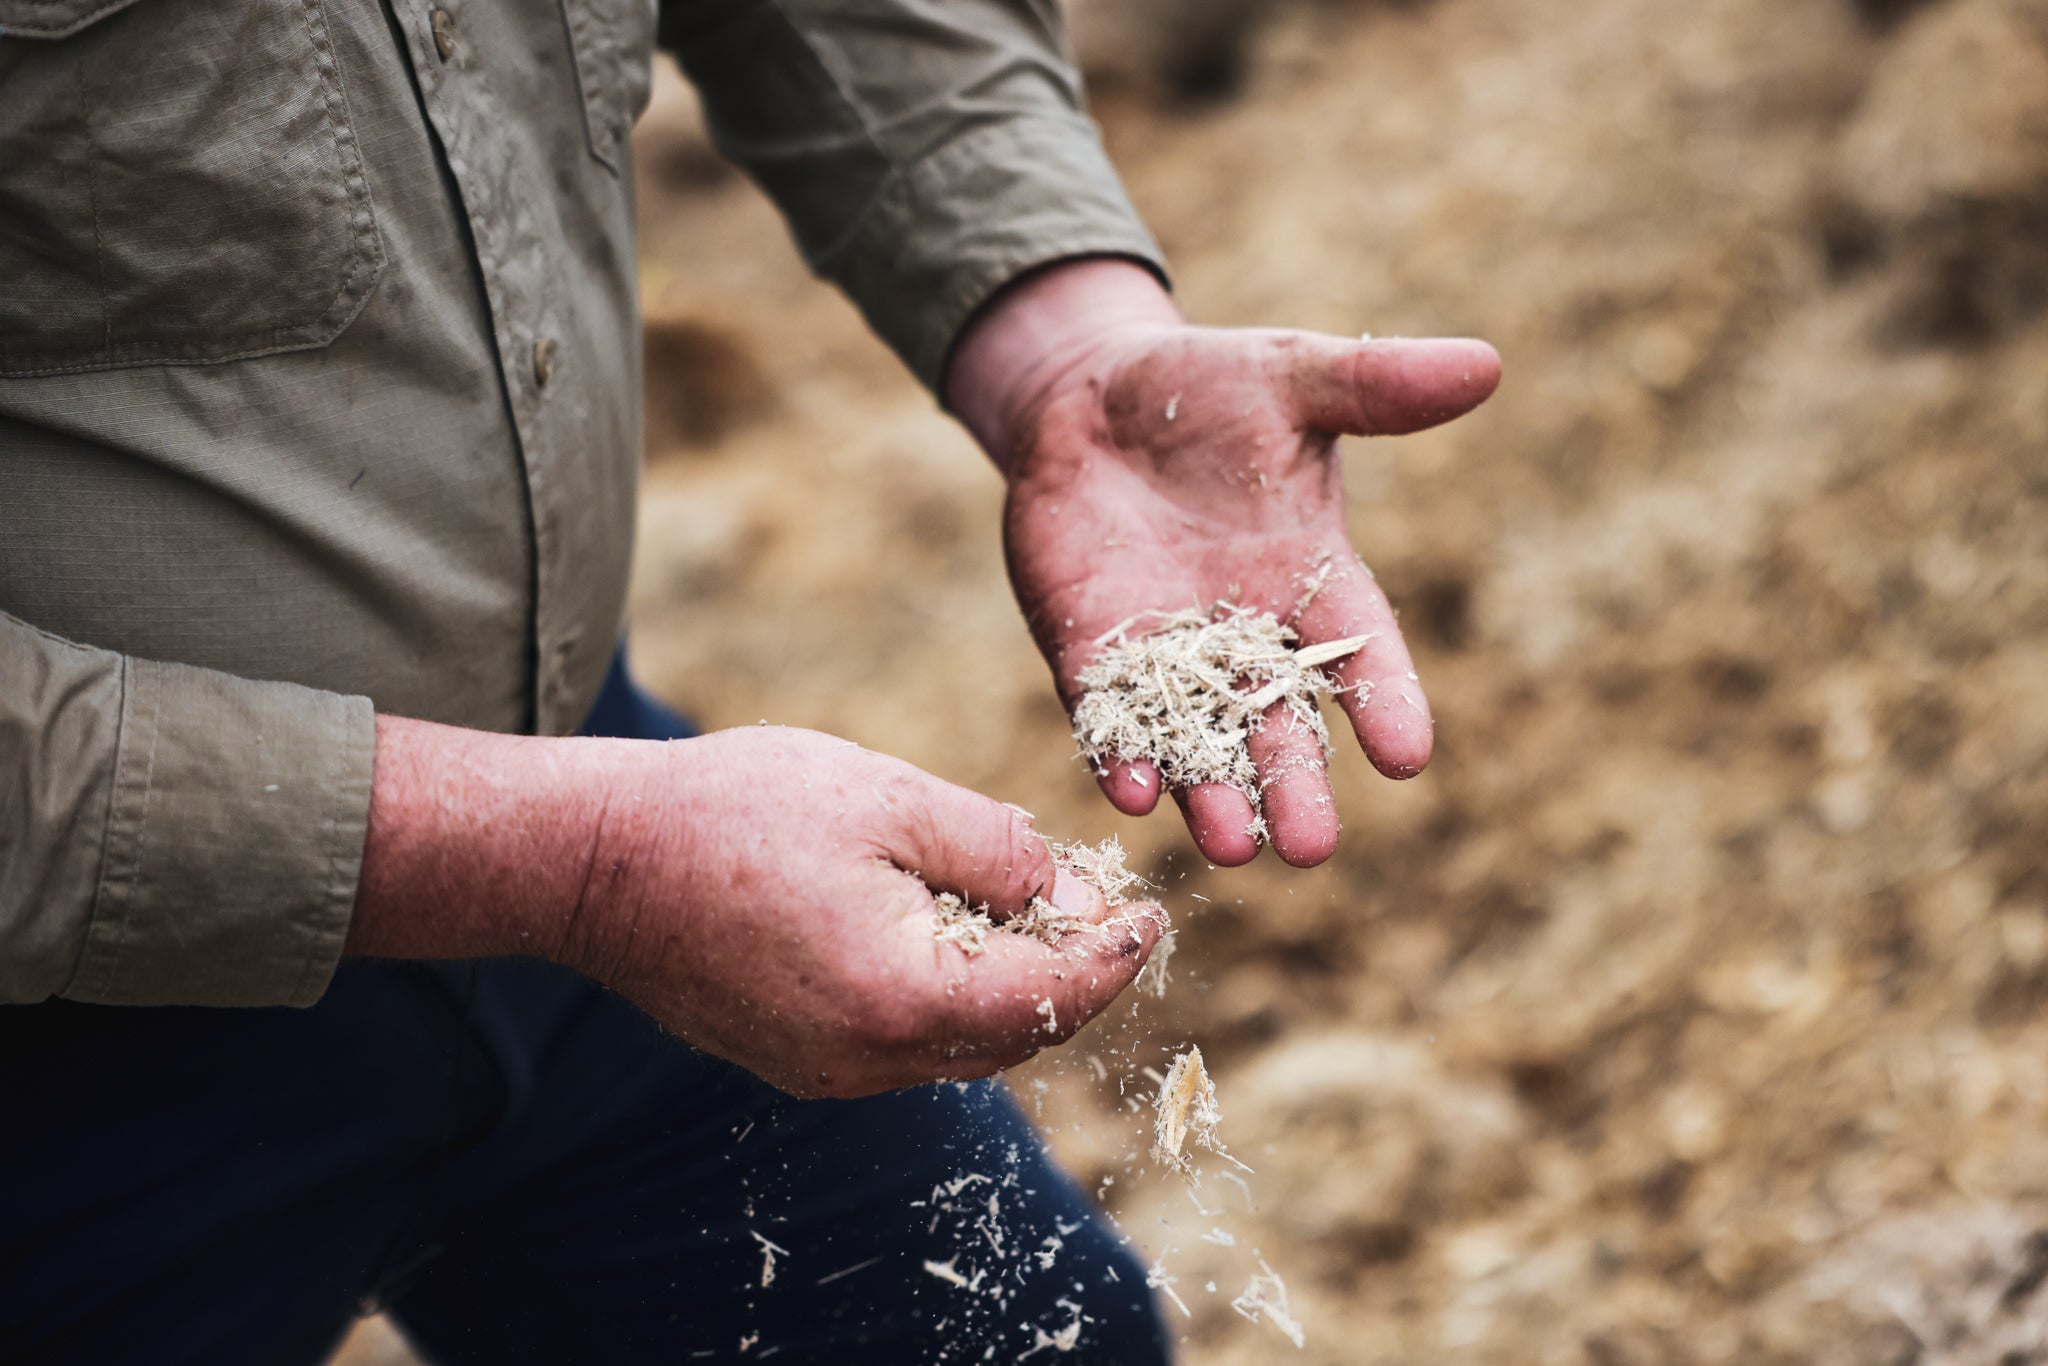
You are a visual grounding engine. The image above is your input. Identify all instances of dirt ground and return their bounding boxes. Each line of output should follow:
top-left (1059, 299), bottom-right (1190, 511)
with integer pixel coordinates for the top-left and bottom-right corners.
top-left (340, 0), bottom-right (2048, 1360)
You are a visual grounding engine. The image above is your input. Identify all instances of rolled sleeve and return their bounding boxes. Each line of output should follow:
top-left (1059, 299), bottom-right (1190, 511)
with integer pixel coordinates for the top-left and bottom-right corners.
top-left (832, 115), bottom-right (1166, 394)
top-left (661, 0), bottom-right (1168, 393)
top-left (1, 611), bottom-right (374, 1008)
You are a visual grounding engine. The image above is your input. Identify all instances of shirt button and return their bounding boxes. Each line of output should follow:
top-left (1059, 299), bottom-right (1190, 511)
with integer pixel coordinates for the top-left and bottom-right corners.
top-left (533, 337), bottom-right (558, 388)
top-left (431, 9), bottom-right (456, 62)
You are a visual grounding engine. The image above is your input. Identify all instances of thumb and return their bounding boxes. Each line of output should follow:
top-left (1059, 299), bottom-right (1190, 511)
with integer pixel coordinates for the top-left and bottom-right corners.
top-left (883, 775), bottom-right (1059, 919)
top-left (1282, 335), bottom-right (1502, 437)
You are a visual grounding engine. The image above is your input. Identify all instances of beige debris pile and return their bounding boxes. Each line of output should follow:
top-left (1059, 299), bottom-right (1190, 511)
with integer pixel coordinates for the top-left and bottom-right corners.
top-left (928, 836), bottom-right (1166, 966)
top-left (928, 890), bottom-right (1092, 958)
top-left (1070, 605), bottom-right (1373, 811)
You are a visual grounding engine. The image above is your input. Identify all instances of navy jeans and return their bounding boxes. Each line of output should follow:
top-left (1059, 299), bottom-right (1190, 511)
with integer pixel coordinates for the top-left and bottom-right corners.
top-left (0, 656), bottom-right (1168, 1365)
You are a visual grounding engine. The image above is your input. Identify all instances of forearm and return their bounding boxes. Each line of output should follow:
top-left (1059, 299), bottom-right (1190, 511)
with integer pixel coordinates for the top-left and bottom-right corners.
top-left (944, 257), bottom-right (1182, 470)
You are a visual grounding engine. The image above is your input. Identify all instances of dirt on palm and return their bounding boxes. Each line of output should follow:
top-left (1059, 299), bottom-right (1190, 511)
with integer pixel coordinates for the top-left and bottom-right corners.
top-left (340, 0), bottom-right (2048, 1361)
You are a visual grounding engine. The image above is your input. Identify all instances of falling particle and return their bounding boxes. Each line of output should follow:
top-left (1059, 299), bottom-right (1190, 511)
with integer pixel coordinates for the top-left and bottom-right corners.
top-left (1165, 393), bottom-right (1181, 422)
top-left (1152, 1047), bottom-right (1249, 1177)
top-left (924, 1258), bottom-right (972, 1289)
top-left (1231, 1252), bottom-right (1306, 1348)
top-left (1037, 998), bottom-right (1058, 1034)
top-left (751, 1231), bottom-right (789, 1288)
top-left (1134, 927), bottom-right (1177, 999)
top-left (1147, 1255), bottom-right (1192, 1318)
top-left (1019, 1297), bottom-right (1088, 1357)
top-left (739, 1330), bottom-right (760, 1353)
top-left (814, 1256), bottom-right (882, 1287)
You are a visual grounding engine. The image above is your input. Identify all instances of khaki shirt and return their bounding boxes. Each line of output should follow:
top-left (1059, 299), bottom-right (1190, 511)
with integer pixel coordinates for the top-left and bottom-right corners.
top-left (0, 0), bottom-right (1160, 1006)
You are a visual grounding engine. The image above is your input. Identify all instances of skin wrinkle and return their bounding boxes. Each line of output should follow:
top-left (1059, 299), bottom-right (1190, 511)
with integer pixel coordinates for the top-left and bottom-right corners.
top-left (558, 778), bottom-right (613, 968)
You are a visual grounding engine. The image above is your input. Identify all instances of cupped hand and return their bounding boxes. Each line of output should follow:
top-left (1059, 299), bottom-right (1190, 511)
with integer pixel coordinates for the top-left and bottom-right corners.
top-left (946, 260), bottom-right (1501, 868)
top-left (352, 719), bottom-right (1163, 1099)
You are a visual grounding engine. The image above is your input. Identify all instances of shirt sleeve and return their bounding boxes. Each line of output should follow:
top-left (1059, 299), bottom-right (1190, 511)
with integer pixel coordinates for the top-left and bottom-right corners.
top-left (0, 610), bottom-right (375, 1007)
top-left (658, 0), bottom-right (1168, 394)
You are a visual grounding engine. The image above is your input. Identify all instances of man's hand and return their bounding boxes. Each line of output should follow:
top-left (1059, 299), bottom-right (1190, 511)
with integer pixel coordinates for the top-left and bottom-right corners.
top-left (346, 719), bottom-right (1162, 1098)
top-left (946, 260), bottom-right (1501, 869)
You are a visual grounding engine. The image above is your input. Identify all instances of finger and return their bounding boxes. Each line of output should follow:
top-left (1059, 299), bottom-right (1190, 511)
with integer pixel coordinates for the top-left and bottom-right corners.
top-left (885, 775), bottom-right (1058, 916)
top-left (1096, 756), bottom-right (1163, 817)
top-left (1280, 336), bottom-right (1502, 437)
top-left (1175, 783), bottom-right (1262, 865)
top-left (1294, 555), bottom-right (1433, 777)
top-left (1053, 628), bottom-right (1165, 817)
top-left (1244, 704), bottom-right (1341, 867)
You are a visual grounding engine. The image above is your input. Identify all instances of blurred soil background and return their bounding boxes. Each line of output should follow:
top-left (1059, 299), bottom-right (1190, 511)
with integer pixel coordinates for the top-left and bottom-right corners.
top-left (340, 0), bottom-right (2048, 1361)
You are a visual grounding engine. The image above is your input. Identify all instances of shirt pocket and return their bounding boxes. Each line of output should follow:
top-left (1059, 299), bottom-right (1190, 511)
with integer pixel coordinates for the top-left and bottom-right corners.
top-left (558, 0), bottom-right (659, 174)
top-left (0, 0), bottom-right (382, 378)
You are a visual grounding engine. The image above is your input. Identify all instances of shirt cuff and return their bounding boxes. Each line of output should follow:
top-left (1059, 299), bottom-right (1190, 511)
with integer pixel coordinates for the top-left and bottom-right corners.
top-left (820, 115), bottom-right (1170, 395)
top-left (63, 656), bottom-right (376, 1008)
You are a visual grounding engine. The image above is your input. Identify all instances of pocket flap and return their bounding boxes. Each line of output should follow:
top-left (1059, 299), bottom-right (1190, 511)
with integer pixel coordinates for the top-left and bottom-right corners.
top-left (0, 0), bottom-right (147, 41)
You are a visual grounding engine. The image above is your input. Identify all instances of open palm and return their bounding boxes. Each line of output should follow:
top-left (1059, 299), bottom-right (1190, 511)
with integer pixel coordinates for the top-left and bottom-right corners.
top-left (1000, 323), bottom-right (1500, 866)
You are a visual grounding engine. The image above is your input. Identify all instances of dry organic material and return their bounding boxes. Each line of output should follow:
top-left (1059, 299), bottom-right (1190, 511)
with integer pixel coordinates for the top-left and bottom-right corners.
top-left (929, 890), bottom-right (1094, 957)
top-left (750, 1231), bottom-right (788, 1288)
top-left (1070, 605), bottom-right (1372, 813)
top-left (1151, 1046), bottom-right (1245, 1176)
top-left (1133, 923), bottom-right (1177, 999)
top-left (1230, 1252), bottom-right (1305, 1349)
top-left (927, 836), bottom-right (1164, 963)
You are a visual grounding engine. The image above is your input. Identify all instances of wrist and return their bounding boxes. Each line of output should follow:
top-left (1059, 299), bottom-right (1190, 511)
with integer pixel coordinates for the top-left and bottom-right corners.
top-left (944, 256), bottom-right (1181, 473)
top-left (347, 717), bottom-right (640, 965)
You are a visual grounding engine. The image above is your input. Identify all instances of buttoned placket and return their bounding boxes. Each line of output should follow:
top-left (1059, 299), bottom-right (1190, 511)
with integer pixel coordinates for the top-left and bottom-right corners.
top-left (389, 0), bottom-right (588, 734)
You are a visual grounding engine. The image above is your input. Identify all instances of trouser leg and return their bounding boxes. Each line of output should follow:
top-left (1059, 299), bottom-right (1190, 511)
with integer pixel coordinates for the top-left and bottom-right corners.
top-left (0, 964), bottom-right (500, 1366)
top-left (387, 964), bottom-right (1169, 1365)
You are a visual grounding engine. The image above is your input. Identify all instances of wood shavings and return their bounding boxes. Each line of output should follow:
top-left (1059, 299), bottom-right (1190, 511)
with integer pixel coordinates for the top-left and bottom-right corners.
top-left (1133, 925), bottom-right (1177, 998)
top-left (1231, 1252), bottom-right (1306, 1348)
top-left (929, 892), bottom-right (992, 956)
top-left (750, 1231), bottom-right (788, 1288)
top-left (922, 1257), bottom-right (971, 1289)
top-left (1071, 605), bottom-right (1373, 805)
top-left (926, 837), bottom-right (1158, 957)
top-left (1152, 1046), bottom-right (1247, 1176)
top-left (1018, 1298), bottom-right (1087, 1357)
top-left (928, 888), bottom-right (1091, 958)
top-left (1053, 833), bottom-right (1152, 904)
top-left (1147, 1254), bottom-right (1193, 1318)
top-left (813, 1255), bottom-right (880, 1287)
